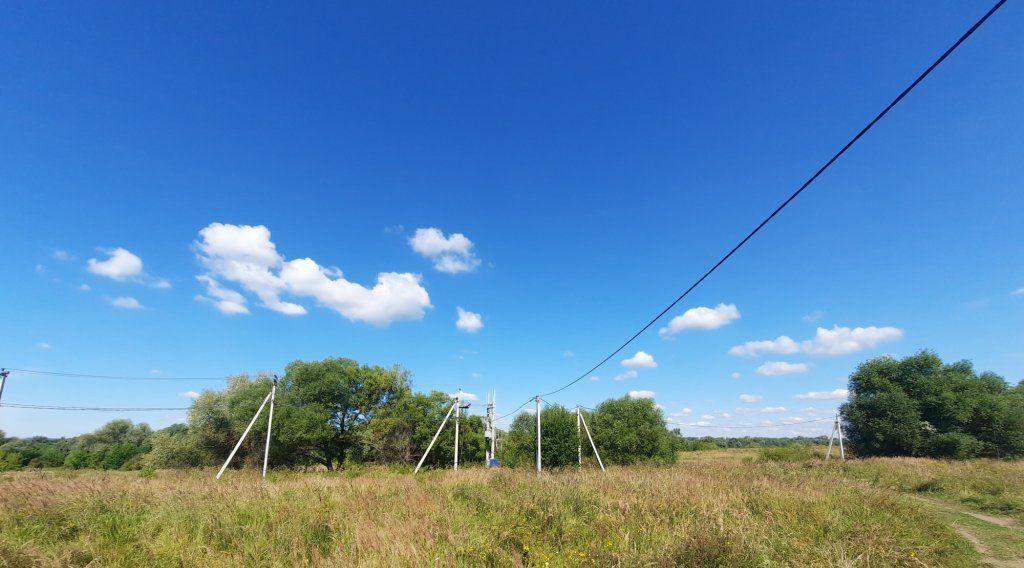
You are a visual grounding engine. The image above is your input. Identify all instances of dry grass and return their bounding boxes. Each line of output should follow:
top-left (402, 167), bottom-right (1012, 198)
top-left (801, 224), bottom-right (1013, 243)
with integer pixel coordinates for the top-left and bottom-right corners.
top-left (1, 454), bottom-right (1013, 567)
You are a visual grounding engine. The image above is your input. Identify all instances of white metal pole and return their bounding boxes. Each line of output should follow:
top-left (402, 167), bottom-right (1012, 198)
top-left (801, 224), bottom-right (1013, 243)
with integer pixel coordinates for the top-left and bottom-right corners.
top-left (490, 390), bottom-right (496, 461)
top-left (216, 388), bottom-right (273, 479)
top-left (415, 401), bottom-right (457, 474)
top-left (261, 378), bottom-right (277, 479)
top-left (454, 392), bottom-right (461, 471)
top-left (837, 414), bottom-right (846, 462)
top-left (577, 407), bottom-right (582, 468)
top-left (579, 411), bottom-right (605, 472)
top-left (535, 395), bottom-right (542, 473)
top-left (825, 415), bottom-right (837, 462)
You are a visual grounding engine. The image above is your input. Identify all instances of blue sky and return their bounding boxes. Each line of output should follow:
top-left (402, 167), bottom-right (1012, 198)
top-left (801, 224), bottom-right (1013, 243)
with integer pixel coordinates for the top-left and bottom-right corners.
top-left (1, 2), bottom-right (1022, 438)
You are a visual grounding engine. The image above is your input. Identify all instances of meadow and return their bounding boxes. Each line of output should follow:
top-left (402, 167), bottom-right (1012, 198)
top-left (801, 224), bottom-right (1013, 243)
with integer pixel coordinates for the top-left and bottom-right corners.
top-left (0, 450), bottom-right (1021, 567)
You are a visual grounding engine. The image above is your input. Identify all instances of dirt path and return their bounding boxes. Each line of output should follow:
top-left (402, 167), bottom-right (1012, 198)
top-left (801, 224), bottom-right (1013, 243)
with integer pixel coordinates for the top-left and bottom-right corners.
top-left (913, 496), bottom-right (1023, 568)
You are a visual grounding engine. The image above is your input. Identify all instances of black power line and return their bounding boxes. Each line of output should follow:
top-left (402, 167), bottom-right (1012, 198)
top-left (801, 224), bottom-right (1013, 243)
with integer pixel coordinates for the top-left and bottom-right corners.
top-left (524, 0), bottom-right (1007, 406)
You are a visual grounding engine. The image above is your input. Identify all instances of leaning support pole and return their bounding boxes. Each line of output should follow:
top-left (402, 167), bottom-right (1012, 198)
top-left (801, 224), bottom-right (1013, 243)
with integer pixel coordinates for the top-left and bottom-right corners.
top-left (216, 388), bottom-right (273, 479)
top-left (535, 395), bottom-right (542, 474)
top-left (579, 410), bottom-right (605, 472)
top-left (261, 376), bottom-right (278, 479)
top-left (414, 401), bottom-right (457, 474)
top-left (837, 413), bottom-right (846, 462)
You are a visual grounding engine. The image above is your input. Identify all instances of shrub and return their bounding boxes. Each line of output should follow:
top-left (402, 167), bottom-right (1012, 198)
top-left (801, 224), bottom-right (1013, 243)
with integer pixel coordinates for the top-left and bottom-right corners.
top-left (922, 432), bottom-right (983, 460)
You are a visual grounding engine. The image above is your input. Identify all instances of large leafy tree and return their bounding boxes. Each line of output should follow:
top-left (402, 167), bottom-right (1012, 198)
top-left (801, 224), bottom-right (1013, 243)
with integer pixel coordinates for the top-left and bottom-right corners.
top-left (843, 351), bottom-right (1024, 458)
top-left (500, 404), bottom-right (578, 469)
top-left (590, 396), bottom-right (675, 465)
top-left (275, 357), bottom-right (411, 470)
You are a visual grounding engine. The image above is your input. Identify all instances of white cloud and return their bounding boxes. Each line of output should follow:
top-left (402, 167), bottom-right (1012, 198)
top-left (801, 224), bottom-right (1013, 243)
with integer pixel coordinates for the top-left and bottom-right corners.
top-left (659, 303), bottom-right (740, 336)
top-left (88, 248), bottom-right (143, 281)
top-left (470, 372), bottom-right (482, 378)
top-left (730, 326), bottom-right (903, 357)
top-left (180, 391), bottom-right (201, 399)
top-left (589, 375), bottom-right (600, 381)
top-left (455, 307), bottom-right (483, 333)
top-left (731, 372), bottom-right (741, 379)
top-left (694, 421), bottom-right (712, 427)
top-left (563, 350), bottom-right (574, 358)
top-left (613, 370), bottom-right (638, 381)
top-left (756, 361), bottom-right (809, 376)
top-left (734, 407), bottom-right (757, 415)
top-left (729, 336), bottom-right (800, 357)
top-left (628, 390), bottom-right (656, 399)
top-left (195, 275), bottom-right (250, 315)
top-left (1012, 288), bottom-right (1024, 296)
top-left (109, 296), bottom-right (142, 309)
top-left (36, 342), bottom-right (51, 350)
top-left (195, 223), bottom-right (431, 326)
top-left (149, 370), bottom-right (160, 375)
top-left (78, 283), bottom-right (91, 291)
top-left (408, 227), bottom-right (481, 274)
top-left (801, 326), bottom-right (904, 356)
top-left (87, 247), bottom-right (169, 288)
top-left (700, 414), bottom-right (715, 420)
top-left (52, 249), bottom-right (72, 261)
top-left (621, 351), bottom-right (657, 368)
top-left (739, 394), bottom-right (762, 403)
top-left (670, 408), bottom-right (692, 416)
top-left (802, 310), bottom-right (824, 323)
top-left (794, 388), bottom-right (849, 400)
top-left (761, 406), bottom-right (787, 413)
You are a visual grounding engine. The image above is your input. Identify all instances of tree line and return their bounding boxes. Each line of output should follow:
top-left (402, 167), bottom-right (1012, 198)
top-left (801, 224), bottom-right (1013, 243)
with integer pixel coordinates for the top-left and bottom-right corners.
top-left (0, 357), bottom-right (681, 472)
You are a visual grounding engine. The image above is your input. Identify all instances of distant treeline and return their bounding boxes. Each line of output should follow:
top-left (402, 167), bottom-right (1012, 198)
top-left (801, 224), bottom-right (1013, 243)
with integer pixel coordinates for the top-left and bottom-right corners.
top-left (672, 436), bottom-right (829, 452)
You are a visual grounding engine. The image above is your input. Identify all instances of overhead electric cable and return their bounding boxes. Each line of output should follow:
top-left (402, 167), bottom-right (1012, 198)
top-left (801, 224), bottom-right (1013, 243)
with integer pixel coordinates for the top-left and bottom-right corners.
top-left (520, 0), bottom-right (1006, 405)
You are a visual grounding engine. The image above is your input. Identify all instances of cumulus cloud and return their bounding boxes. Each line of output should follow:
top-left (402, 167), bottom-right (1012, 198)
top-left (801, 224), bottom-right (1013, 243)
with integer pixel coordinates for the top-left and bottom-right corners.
top-left (455, 307), bottom-right (483, 333)
top-left (628, 390), bottom-right (656, 399)
top-left (1013, 288), bottom-right (1024, 296)
top-left (108, 296), bottom-right (142, 309)
top-left (730, 325), bottom-right (903, 357)
top-left (195, 275), bottom-right (250, 315)
top-left (794, 388), bottom-right (849, 400)
top-left (739, 394), bottom-right (762, 403)
top-left (761, 406), bottom-right (787, 413)
top-left (621, 351), bottom-right (657, 368)
top-left (756, 361), bottom-right (809, 376)
top-left (87, 247), bottom-right (169, 288)
top-left (195, 223), bottom-right (431, 326)
top-left (659, 303), bottom-right (740, 336)
top-left (613, 370), bottom-right (638, 381)
top-left (408, 227), bottom-right (481, 274)
top-left (700, 414), bottom-right (715, 420)
top-left (180, 391), bottom-right (201, 399)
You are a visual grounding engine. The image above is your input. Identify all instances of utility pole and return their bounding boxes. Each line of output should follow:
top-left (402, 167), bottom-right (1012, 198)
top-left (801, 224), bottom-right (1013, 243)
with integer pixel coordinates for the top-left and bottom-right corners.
top-left (217, 382), bottom-right (274, 480)
top-left (490, 390), bottom-right (496, 464)
top-left (579, 409), bottom-right (605, 472)
top-left (535, 395), bottom-right (542, 474)
top-left (484, 390), bottom-right (496, 466)
top-left (0, 369), bottom-right (9, 410)
top-left (261, 375), bottom-right (278, 479)
top-left (454, 391), bottom-right (461, 470)
top-left (825, 411), bottom-right (846, 462)
top-left (576, 406), bottom-right (582, 468)
top-left (414, 399), bottom-right (457, 474)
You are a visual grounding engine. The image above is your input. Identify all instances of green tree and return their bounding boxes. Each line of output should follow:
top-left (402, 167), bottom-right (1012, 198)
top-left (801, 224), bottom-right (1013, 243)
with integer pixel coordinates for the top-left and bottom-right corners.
top-left (843, 351), bottom-right (1024, 458)
top-left (499, 404), bottom-right (578, 469)
top-left (590, 396), bottom-right (675, 465)
top-left (144, 424), bottom-right (213, 469)
top-left (275, 357), bottom-right (412, 470)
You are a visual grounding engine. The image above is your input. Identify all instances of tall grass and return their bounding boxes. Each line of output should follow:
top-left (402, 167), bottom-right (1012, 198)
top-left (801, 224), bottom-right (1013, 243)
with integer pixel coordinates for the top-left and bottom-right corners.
top-left (0, 457), bottom-right (990, 567)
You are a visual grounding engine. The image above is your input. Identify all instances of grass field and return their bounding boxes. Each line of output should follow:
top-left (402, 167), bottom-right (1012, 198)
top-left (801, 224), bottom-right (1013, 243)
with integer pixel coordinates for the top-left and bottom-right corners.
top-left (0, 450), bottom-right (1021, 567)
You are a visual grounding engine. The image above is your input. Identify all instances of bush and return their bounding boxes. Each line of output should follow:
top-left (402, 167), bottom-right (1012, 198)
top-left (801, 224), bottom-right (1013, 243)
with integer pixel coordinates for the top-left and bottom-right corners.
top-left (922, 432), bottom-right (983, 459)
